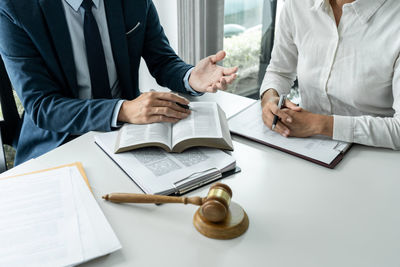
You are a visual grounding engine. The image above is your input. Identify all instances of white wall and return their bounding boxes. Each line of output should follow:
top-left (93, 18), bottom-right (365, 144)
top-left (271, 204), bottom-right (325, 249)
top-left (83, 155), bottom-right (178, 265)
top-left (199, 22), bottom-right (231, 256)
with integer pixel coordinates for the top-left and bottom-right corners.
top-left (139, 0), bottom-right (178, 92)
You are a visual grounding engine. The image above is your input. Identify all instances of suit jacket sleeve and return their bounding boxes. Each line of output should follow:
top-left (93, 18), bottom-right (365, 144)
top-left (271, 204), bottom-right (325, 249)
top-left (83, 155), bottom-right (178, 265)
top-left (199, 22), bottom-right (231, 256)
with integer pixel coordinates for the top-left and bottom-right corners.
top-left (0, 3), bottom-right (119, 135)
top-left (141, 0), bottom-right (193, 93)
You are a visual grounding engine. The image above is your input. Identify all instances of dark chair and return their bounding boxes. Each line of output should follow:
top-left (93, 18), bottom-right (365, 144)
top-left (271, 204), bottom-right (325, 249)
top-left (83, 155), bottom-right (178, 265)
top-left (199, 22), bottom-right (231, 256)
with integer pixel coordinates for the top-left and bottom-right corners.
top-left (0, 56), bottom-right (22, 172)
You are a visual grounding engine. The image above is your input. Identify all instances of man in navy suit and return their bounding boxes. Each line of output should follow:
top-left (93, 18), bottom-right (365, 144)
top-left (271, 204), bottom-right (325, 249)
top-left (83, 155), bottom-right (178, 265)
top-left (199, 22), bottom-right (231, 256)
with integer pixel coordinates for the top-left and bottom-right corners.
top-left (0, 0), bottom-right (237, 165)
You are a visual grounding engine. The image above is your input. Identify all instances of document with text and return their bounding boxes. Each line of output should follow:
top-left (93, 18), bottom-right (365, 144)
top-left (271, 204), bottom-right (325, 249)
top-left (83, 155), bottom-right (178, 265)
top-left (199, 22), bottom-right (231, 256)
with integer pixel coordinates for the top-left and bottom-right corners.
top-left (115, 102), bottom-right (233, 153)
top-left (0, 165), bottom-right (121, 266)
top-left (96, 131), bottom-right (237, 195)
top-left (228, 101), bottom-right (352, 168)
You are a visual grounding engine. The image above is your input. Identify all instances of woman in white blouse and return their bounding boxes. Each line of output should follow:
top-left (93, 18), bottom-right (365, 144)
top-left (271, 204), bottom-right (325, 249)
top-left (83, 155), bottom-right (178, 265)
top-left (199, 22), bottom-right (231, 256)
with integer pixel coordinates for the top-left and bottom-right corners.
top-left (260, 0), bottom-right (400, 149)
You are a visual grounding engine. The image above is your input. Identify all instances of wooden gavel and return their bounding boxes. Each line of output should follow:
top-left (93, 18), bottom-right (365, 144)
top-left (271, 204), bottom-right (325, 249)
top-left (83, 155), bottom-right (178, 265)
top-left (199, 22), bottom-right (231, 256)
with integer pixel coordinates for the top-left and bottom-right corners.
top-left (103, 183), bottom-right (232, 223)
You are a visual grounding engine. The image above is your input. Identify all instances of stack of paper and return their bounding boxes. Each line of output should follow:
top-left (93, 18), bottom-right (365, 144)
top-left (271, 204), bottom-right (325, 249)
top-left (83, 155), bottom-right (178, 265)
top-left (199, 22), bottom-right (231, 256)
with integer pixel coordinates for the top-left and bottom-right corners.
top-left (0, 164), bottom-right (121, 266)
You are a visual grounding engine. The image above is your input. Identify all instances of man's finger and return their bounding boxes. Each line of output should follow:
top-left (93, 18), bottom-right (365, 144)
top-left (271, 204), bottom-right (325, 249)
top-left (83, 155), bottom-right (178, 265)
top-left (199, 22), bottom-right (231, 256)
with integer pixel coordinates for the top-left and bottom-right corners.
top-left (148, 115), bottom-right (180, 124)
top-left (223, 66), bottom-right (238, 76)
top-left (206, 84), bottom-right (218, 93)
top-left (152, 99), bottom-right (191, 114)
top-left (210, 50), bottom-right (226, 64)
top-left (219, 78), bottom-right (227, 90)
top-left (150, 107), bottom-right (189, 119)
top-left (224, 74), bottom-right (237, 84)
top-left (153, 92), bottom-right (189, 105)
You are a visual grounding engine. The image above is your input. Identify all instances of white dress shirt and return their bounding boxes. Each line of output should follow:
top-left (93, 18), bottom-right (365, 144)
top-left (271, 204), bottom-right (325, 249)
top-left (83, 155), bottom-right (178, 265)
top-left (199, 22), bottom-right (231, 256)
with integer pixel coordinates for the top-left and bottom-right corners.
top-left (260, 0), bottom-right (400, 149)
top-left (61, 0), bottom-right (198, 128)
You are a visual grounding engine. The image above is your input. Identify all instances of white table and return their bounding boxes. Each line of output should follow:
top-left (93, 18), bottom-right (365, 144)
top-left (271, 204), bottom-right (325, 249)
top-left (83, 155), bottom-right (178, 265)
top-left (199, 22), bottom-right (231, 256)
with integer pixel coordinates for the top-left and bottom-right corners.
top-left (6, 91), bottom-right (400, 267)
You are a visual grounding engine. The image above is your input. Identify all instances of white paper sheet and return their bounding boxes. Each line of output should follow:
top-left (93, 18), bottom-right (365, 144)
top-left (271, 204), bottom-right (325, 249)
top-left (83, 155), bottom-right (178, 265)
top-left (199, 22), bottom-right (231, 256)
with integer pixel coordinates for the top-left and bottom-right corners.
top-left (172, 102), bottom-right (222, 146)
top-left (0, 165), bottom-right (121, 267)
top-left (0, 168), bottom-right (83, 267)
top-left (69, 167), bottom-right (121, 262)
top-left (229, 101), bottom-right (351, 164)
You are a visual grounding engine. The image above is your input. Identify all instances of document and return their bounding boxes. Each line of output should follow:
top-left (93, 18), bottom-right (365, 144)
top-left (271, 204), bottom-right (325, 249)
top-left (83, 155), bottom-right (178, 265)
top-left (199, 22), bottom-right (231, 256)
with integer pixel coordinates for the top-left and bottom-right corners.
top-left (96, 131), bottom-right (237, 195)
top-left (228, 101), bottom-right (351, 168)
top-left (0, 168), bottom-right (82, 266)
top-left (68, 166), bottom-right (121, 263)
top-left (115, 102), bottom-right (233, 153)
top-left (0, 164), bottom-right (121, 266)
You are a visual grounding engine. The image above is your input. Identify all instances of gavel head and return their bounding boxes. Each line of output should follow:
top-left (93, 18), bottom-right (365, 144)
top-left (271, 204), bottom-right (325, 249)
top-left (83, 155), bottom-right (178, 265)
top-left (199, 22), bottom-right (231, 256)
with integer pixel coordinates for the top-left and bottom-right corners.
top-left (200, 183), bottom-right (233, 223)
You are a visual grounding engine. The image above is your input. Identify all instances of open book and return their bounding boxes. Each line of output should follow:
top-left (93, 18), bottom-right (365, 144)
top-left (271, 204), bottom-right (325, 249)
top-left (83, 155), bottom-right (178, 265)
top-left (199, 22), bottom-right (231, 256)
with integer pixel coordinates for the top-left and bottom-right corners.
top-left (228, 101), bottom-right (352, 168)
top-left (96, 132), bottom-right (237, 195)
top-left (114, 102), bottom-right (233, 153)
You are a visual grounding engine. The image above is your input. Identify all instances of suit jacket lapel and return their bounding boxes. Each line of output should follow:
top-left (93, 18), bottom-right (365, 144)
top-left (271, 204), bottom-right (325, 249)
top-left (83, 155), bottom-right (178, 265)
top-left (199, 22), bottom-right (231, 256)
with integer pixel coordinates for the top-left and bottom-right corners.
top-left (104, 0), bottom-right (135, 99)
top-left (38, 0), bottom-right (78, 97)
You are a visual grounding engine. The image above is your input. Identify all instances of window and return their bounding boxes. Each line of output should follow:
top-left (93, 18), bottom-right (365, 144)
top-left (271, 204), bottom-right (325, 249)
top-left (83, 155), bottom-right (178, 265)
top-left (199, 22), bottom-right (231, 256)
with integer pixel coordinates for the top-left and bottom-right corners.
top-left (177, 0), bottom-right (291, 99)
top-left (223, 0), bottom-right (283, 99)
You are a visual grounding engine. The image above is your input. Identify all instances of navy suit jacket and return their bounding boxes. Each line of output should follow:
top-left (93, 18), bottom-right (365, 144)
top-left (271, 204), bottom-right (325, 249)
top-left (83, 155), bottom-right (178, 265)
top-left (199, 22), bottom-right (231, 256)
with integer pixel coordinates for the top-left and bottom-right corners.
top-left (0, 0), bottom-right (193, 165)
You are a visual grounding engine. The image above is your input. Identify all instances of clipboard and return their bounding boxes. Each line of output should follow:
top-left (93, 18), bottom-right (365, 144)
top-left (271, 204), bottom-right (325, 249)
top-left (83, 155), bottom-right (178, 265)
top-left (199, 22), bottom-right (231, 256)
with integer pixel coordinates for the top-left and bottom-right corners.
top-left (96, 139), bottom-right (241, 195)
top-left (233, 132), bottom-right (351, 169)
top-left (94, 131), bottom-right (239, 196)
top-left (228, 101), bottom-right (352, 169)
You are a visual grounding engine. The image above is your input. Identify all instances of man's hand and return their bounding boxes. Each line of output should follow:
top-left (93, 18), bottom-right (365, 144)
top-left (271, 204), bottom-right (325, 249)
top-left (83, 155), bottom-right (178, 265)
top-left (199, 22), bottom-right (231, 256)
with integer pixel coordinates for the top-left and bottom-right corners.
top-left (118, 92), bottom-right (191, 124)
top-left (261, 88), bottom-right (301, 137)
top-left (189, 50), bottom-right (238, 93)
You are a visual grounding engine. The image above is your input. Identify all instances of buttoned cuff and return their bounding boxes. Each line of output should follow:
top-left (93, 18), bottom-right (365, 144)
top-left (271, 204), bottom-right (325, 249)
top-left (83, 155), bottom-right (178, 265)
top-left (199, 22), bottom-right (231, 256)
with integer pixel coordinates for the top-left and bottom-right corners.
top-left (184, 68), bottom-right (204, 96)
top-left (111, 100), bottom-right (125, 128)
top-left (332, 115), bottom-right (354, 143)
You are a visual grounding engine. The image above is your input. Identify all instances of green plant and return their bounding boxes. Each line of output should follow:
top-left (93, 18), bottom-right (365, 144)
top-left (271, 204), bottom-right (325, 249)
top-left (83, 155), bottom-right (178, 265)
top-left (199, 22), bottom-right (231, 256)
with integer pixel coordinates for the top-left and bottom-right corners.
top-left (223, 26), bottom-right (262, 95)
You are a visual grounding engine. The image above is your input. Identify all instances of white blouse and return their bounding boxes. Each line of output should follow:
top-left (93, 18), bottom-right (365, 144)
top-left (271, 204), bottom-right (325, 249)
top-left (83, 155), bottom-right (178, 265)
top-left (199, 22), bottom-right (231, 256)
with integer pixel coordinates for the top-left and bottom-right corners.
top-left (260, 0), bottom-right (400, 149)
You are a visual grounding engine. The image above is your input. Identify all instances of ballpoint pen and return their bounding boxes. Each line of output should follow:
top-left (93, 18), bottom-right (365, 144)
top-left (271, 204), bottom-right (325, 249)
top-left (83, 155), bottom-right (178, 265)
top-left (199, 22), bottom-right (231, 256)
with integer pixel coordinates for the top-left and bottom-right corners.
top-left (271, 95), bottom-right (286, 131)
top-left (175, 102), bottom-right (190, 110)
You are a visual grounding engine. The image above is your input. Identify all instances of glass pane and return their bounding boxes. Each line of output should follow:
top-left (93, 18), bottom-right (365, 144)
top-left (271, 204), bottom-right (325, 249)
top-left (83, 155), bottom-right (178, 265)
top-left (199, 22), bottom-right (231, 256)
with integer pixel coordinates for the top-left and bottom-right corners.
top-left (223, 0), bottom-right (263, 97)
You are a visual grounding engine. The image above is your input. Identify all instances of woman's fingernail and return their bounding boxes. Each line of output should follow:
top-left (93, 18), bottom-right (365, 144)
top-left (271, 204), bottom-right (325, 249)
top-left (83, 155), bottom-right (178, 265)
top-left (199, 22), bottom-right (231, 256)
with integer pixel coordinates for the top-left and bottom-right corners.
top-left (286, 117), bottom-right (292, 123)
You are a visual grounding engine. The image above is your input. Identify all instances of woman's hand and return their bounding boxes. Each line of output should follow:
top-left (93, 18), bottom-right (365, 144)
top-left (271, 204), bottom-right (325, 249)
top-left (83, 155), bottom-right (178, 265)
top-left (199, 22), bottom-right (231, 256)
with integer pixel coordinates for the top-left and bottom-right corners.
top-left (261, 89), bottom-right (301, 137)
top-left (279, 109), bottom-right (333, 138)
top-left (117, 91), bottom-right (191, 124)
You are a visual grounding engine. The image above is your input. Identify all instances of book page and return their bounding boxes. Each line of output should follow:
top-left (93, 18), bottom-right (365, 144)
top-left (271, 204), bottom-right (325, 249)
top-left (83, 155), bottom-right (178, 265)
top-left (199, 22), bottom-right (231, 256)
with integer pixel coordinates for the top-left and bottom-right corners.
top-left (95, 132), bottom-right (236, 195)
top-left (118, 122), bottom-right (172, 149)
top-left (0, 168), bottom-right (83, 266)
top-left (172, 102), bottom-right (223, 147)
top-left (228, 101), bottom-right (351, 164)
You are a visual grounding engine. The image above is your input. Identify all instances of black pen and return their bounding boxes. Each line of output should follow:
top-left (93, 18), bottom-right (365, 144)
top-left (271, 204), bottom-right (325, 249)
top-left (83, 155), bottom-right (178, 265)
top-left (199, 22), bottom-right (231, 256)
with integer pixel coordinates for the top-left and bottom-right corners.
top-left (271, 95), bottom-right (286, 131)
top-left (176, 102), bottom-right (190, 110)
top-left (149, 89), bottom-right (191, 110)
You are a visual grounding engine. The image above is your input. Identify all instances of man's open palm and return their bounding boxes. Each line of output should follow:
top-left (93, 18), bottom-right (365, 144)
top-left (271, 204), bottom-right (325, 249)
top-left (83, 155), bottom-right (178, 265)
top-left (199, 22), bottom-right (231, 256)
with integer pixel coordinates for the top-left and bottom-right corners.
top-left (189, 51), bottom-right (238, 93)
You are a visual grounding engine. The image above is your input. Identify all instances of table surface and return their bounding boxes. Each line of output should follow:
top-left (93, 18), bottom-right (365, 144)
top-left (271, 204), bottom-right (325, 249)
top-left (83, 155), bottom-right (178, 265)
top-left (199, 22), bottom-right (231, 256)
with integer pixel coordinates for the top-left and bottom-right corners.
top-left (5, 91), bottom-right (400, 267)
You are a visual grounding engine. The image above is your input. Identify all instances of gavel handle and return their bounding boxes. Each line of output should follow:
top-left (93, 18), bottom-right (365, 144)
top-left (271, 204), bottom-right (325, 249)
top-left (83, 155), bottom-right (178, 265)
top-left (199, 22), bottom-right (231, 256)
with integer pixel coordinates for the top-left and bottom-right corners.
top-left (102, 193), bottom-right (205, 206)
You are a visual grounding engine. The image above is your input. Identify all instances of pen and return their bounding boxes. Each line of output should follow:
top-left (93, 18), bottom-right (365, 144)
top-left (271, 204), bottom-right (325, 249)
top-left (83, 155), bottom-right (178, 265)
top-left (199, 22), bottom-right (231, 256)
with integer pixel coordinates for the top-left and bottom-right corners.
top-left (271, 95), bottom-right (286, 131)
top-left (176, 102), bottom-right (190, 110)
top-left (149, 89), bottom-right (191, 110)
